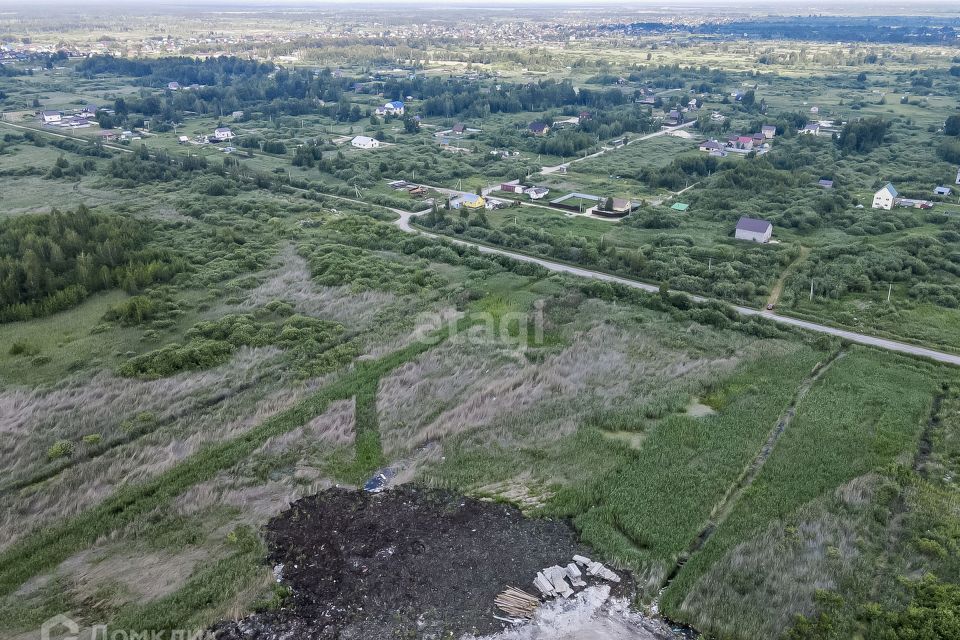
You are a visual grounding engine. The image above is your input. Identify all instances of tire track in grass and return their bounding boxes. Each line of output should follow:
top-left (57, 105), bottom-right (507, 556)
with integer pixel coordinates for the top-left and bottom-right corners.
top-left (657, 348), bottom-right (846, 594)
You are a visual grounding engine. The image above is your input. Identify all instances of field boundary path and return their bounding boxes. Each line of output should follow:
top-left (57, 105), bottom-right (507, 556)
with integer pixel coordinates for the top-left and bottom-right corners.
top-left (765, 246), bottom-right (811, 310)
top-left (655, 350), bottom-right (845, 603)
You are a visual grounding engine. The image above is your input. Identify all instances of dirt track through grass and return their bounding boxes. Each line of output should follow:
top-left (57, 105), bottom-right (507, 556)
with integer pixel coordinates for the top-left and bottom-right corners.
top-left (659, 348), bottom-right (845, 593)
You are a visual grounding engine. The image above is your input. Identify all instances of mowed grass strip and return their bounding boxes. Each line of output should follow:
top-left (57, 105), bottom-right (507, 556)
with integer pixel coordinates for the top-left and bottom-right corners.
top-left (0, 336), bottom-right (439, 598)
top-left (663, 347), bottom-right (945, 636)
top-left (547, 344), bottom-right (825, 593)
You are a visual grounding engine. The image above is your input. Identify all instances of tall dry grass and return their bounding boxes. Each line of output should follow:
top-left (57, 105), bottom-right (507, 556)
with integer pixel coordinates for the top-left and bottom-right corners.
top-left (0, 348), bottom-right (321, 550)
top-left (377, 320), bottom-right (739, 457)
top-left (240, 245), bottom-right (395, 326)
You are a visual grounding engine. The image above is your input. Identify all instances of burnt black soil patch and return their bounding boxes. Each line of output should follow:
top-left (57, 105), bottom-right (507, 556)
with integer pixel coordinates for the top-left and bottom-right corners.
top-left (214, 486), bottom-right (631, 639)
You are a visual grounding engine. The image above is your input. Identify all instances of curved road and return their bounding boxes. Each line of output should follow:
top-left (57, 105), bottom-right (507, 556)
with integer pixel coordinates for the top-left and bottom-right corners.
top-left (6, 119), bottom-right (957, 367)
top-left (392, 210), bottom-right (960, 367)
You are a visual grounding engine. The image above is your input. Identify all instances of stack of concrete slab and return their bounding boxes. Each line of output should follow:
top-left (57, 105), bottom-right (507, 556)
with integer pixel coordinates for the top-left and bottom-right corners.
top-left (532, 555), bottom-right (621, 599)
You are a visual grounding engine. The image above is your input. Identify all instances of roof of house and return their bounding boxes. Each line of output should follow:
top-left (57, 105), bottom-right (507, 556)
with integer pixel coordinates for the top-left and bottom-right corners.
top-left (878, 183), bottom-right (898, 197)
top-left (41, 110), bottom-right (60, 116)
top-left (761, 125), bottom-right (776, 132)
top-left (700, 140), bottom-right (722, 149)
top-left (737, 136), bottom-right (754, 143)
top-left (671, 203), bottom-right (689, 211)
top-left (818, 179), bottom-right (834, 187)
top-left (736, 216), bottom-right (772, 233)
top-left (214, 127), bottom-right (232, 134)
top-left (452, 123), bottom-right (465, 132)
top-left (529, 122), bottom-right (549, 133)
top-left (457, 193), bottom-right (484, 205)
top-left (803, 123), bottom-right (820, 130)
top-left (934, 186), bottom-right (951, 194)
top-left (525, 186), bottom-right (549, 195)
top-left (352, 135), bottom-right (376, 144)
top-left (386, 100), bottom-right (404, 109)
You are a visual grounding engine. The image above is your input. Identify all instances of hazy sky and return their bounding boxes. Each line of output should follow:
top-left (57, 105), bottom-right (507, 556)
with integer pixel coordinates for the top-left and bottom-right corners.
top-left (0, 0), bottom-right (956, 18)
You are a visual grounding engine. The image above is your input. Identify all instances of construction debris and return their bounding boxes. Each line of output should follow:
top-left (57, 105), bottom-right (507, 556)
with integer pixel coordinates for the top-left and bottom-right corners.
top-left (524, 556), bottom-right (621, 615)
top-left (533, 572), bottom-right (554, 597)
top-left (572, 554), bottom-right (592, 566)
top-left (494, 586), bottom-right (541, 619)
top-left (565, 562), bottom-right (586, 587)
top-left (586, 561), bottom-right (622, 583)
top-left (544, 565), bottom-right (574, 598)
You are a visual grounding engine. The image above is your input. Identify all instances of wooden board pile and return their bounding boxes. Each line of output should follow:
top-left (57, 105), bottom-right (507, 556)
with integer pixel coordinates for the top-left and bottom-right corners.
top-left (494, 586), bottom-right (541, 619)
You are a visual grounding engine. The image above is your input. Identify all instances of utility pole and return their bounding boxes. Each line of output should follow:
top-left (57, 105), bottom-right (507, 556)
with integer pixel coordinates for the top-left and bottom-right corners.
top-left (887, 283), bottom-right (892, 303)
top-left (809, 279), bottom-right (814, 301)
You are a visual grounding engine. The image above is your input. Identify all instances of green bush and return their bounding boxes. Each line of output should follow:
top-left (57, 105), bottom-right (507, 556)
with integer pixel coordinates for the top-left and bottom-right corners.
top-left (47, 440), bottom-right (74, 460)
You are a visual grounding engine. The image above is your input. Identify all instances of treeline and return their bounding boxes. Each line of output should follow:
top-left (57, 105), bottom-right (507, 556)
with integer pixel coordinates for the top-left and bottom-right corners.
top-left (0, 206), bottom-right (185, 322)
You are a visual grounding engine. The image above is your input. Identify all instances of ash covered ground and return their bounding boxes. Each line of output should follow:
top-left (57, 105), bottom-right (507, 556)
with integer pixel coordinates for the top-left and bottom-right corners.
top-left (212, 486), bottom-right (671, 640)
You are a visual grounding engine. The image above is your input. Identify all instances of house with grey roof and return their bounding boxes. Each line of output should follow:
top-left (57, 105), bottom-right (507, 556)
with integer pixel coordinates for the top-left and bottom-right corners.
top-left (872, 183), bottom-right (898, 210)
top-left (734, 217), bottom-right (773, 243)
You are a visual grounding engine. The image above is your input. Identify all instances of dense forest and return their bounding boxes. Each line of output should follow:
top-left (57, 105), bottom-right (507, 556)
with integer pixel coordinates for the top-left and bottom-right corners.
top-left (0, 206), bottom-right (183, 322)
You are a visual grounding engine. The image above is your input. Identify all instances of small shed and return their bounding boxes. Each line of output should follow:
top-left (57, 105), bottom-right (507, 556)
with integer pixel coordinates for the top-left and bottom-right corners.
top-left (818, 179), bottom-right (834, 189)
top-left (934, 186), bottom-right (952, 196)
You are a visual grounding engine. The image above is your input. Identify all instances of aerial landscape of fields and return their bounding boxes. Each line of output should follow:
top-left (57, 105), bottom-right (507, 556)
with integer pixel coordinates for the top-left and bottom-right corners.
top-left (0, 1), bottom-right (959, 639)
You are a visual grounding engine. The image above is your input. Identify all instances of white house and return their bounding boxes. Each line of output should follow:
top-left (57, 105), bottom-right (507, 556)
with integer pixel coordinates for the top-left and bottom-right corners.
top-left (40, 110), bottom-right (62, 124)
top-left (376, 100), bottom-right (405, 116)
top-left (525, 186), bottom-right (550, 200)
top-left (213, 127), bottom-right (235, 142)
top-left (735, 217), bottom-right (773, 243)
top-left (351, 135), bottom-right (380, 149)
top-left (761, 125), bottom-right (777, 139)
top-left (167, 82), bottom-right (181, 91)
top-left (800, 123), bottom-right (821, 136)
top-left (872, 183), bottom-right (898, 210)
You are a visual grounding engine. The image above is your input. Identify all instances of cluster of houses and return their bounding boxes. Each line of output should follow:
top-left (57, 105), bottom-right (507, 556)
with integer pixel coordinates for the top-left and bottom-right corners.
top-left (699, 125), bottom-right (775, 156)
top-left (499, 182), bottom-right (550, 200)
top-left (38, 105), bottom-right (100, 129)
top-left (870, 182), bottom-right (953, 210)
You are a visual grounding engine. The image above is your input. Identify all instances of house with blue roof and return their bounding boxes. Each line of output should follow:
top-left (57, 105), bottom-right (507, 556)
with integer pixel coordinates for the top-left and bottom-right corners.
top-left (376, 100), bottom-right (405, 116)
top-left (872, 183), bottom-right (898, 210)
